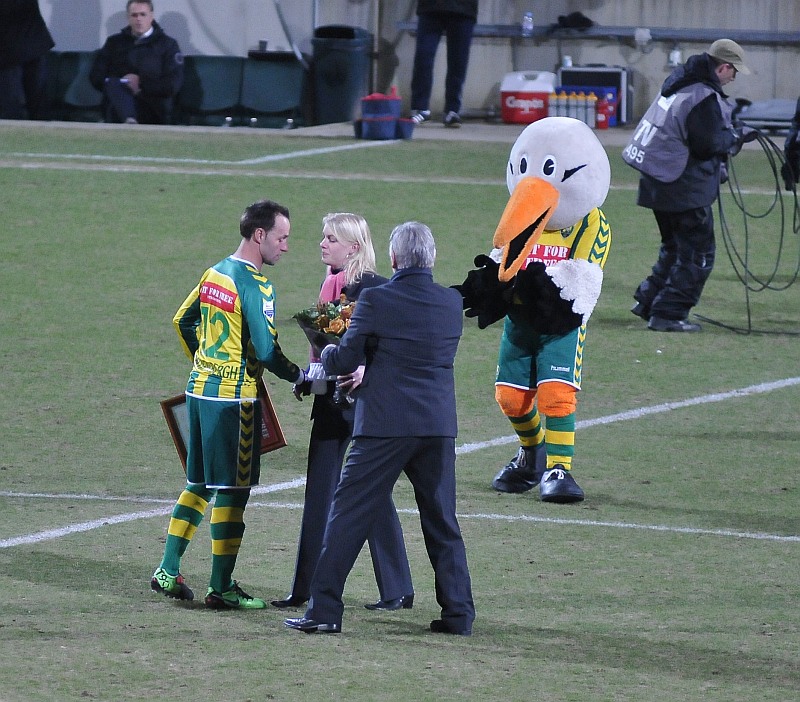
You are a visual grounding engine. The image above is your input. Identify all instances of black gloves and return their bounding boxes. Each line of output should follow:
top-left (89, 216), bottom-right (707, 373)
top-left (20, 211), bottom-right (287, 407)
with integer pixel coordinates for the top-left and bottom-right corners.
top-left (738, 126), bottom-right (759, 143)
top-left (451, 254), bottom-right (512, 329)
top-left (729, 125), bottom-right (758, 156)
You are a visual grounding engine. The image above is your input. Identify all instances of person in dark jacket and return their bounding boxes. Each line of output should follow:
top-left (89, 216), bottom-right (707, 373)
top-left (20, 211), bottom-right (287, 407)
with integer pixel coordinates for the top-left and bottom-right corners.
top-left (271, 212), bottom-right (414, 613)
top-left (781, 98), bottom-right (800, 191)
top-left (285, 221), bottom-right (474, 636)
top-left (409, 0), bottom-right (478, 128)
top-left (622, 39), bottom-right (754, 332)
top-left (89, 0), bottom-right (183, 124)
top-left (0, 0), bottom-right (55, 120)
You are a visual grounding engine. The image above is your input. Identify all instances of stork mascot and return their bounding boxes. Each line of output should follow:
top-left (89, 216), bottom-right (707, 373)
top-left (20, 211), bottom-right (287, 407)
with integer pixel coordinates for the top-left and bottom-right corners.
top-left (454, 117), bottom-right (611, 503)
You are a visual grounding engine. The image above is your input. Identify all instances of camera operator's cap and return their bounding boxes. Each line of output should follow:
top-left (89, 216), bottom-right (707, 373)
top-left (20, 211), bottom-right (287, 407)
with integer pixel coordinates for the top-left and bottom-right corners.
top-left (708, 39), bottom-right (751, 74)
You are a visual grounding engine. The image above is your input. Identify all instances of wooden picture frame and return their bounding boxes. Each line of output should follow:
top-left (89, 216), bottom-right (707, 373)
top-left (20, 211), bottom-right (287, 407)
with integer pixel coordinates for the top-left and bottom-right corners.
top-left (160, 378), bottom-right (287, 472)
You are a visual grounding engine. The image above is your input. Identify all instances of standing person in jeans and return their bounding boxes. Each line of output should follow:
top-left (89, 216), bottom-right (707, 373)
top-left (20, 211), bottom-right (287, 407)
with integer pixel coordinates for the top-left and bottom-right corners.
top-left (89, 0), bottom-right (183, 124)
top-left (409, 0), bottom-right (478, 128)
top-left (623, 39), bottom-right (754, 332)
top-left (271, 212), bottom-right (414, 613)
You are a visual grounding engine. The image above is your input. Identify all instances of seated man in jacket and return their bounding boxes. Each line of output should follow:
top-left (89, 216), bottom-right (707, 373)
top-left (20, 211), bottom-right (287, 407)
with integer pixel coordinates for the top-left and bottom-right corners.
top-left (90, 0), bottom-right (183, 124)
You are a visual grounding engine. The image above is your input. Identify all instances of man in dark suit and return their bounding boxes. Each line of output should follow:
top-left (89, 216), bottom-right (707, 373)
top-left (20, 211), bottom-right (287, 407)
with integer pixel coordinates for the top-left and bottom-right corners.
top-left (285, 221), bottom-right (475, 636)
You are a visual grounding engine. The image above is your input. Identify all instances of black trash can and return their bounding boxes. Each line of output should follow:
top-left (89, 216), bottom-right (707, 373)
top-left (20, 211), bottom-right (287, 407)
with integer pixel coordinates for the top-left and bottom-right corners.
top-left (311, 25), bottom-right (373, 125)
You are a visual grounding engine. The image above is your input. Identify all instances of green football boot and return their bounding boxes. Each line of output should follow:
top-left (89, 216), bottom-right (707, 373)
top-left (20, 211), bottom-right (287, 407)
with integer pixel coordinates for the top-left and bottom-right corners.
top-left (204, 581), bottom-right (267, 610)
top-left (150, 568), bottom-right (194, 601)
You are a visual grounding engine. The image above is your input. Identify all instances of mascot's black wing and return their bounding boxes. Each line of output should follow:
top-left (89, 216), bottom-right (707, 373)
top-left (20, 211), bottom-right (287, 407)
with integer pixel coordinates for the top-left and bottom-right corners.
top-left (511, 262), bottom-right (583, 334)
top-left (511, 258), bottom-right (604, 335)
top-left (452, 254), bottom-right (513, 329)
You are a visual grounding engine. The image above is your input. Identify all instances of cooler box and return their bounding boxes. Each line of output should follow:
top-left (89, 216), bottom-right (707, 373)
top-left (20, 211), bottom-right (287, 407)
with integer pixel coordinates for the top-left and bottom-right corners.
top-left (557, 65), bottom-right (632, 125)
top-left (500, 71), bottom-right (557, 124)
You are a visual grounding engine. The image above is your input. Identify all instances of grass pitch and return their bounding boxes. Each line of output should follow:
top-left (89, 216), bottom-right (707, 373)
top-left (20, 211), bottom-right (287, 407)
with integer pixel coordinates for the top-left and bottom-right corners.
top-left (0, 122), bottom-right (798, 702)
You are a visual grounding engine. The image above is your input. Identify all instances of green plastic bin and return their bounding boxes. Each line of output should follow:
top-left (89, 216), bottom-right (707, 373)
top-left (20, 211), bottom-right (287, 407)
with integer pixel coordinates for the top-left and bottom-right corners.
top-left (311, 25), bottom-right (373, 124)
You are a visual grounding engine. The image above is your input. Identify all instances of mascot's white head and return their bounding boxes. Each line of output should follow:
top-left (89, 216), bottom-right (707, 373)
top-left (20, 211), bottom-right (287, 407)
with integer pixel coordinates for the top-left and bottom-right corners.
top-left (494, 117), bottom-right (611, 282)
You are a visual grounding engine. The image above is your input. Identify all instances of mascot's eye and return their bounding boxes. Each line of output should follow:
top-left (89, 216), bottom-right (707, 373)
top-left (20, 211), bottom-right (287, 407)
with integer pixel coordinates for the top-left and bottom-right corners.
top-left (519, 157), bottom-right (528, 175)
top-left (542, 157), bottom-right (556, 177)
top-left (508, 162), bottom-right (514, 176)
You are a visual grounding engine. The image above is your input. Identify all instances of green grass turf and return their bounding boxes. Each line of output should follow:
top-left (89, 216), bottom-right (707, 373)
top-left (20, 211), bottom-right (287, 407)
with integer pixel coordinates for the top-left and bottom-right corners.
top-left (0, 123), bottom-right (798, 701)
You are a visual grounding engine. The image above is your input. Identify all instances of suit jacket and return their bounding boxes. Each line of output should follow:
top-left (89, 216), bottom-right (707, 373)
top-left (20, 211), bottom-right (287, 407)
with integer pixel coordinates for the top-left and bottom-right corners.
top-left (89, 21), bottom-right (183, 123)
top-left (321, 266), bottom-right (462, 438)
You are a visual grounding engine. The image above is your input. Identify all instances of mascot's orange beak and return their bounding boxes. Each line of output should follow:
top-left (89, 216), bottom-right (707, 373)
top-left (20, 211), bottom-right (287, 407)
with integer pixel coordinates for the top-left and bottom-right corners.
top-left (493, 177), bottom-right (560, 282)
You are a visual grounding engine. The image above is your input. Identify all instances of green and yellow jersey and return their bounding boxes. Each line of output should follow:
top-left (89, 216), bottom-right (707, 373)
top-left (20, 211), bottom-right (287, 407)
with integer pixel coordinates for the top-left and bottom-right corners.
top-left (521, 208), bottom-right (611, 271)
top-left (173, 256), bottom-right (300, 400)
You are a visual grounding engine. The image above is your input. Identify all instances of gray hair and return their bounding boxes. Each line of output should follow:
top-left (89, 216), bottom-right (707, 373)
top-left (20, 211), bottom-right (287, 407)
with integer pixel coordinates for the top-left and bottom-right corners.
top-left (389, 221), bottom-right (436, 269)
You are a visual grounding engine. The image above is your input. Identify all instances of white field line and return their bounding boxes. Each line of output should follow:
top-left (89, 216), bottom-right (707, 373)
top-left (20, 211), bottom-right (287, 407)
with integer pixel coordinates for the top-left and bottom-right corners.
top-left (0, 158), bottom-right (505, 186)
top-left (1, 379), bottom-right (799, 548)
top-left (9, 139), bottom-right (396, 166)
top-left (1, 143), bottom-right (781, 195)
top-left (456, 376), bottom-right (800, 454)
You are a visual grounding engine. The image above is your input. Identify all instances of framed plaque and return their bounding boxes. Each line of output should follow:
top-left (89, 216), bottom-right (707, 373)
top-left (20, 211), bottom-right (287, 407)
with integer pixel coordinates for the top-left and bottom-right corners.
top-left (160, 378), bottom-right (287, 472)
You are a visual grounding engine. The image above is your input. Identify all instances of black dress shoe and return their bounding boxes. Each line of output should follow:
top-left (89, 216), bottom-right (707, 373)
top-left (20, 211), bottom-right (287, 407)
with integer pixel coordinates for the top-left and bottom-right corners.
top-left (647, 316), bottom-right (701, 332)
top-left (270, 595), bottom-right (308, 609)
top-left (430, 619), bottom-right (471, 636)
top-left (630, 302), bottom-right (650, 320)
top-left (364, 593), bottom-right (414, 611)
top-left (539, 466), bottom-right (584, 503)
top-left (284, 617), bottom-right (341, 634)
top-left (491, 445), bottom-right (545, 493)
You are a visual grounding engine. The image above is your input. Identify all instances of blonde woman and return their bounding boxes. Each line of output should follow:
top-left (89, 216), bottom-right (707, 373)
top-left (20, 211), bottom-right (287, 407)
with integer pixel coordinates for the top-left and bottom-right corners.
top-left (272, 213), bottom-right (414, 612)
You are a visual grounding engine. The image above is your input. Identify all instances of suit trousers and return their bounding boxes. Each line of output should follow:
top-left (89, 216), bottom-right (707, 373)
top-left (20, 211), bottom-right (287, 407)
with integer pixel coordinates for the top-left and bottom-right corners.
top-left (307, 435), bottom-right (474, 630)
top-left (288, 396), bottom-right (412, 602)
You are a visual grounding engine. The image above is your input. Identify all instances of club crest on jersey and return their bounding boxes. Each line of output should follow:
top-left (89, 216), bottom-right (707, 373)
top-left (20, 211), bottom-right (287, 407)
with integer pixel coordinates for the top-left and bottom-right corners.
top-left (200, 282), bottom-right (237, 312)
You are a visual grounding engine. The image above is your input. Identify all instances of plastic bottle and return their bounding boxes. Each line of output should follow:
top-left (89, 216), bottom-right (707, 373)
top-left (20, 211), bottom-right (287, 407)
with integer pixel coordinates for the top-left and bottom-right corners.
top-left (521, 11), bottom-right (534, 38)
top-left (556, 91), bottom-right (567, 117)
top-left (566, 91), bottom-right (578, 119)
top-left (576, 91), bottom-right (587, 124)
top-left (586, 92), bottom-right (597, 128)
top-left (595, 98), bottom-right (610, 129)
top-left (547, 91), bottom-right (558, 118)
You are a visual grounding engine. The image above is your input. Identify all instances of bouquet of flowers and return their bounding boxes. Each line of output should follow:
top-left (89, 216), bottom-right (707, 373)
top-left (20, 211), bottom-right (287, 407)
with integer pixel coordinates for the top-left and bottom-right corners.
top-left (293, 294), bottom-right (356, 353)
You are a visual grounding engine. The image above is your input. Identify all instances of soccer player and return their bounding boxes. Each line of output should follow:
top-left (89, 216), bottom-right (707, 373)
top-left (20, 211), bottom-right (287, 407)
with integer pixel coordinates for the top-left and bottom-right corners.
top-left (150, 199), bottom-right (307, 609)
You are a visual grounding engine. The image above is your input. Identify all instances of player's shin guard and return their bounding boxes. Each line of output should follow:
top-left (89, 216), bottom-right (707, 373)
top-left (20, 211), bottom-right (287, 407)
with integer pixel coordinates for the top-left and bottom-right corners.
top-left (209, 489), bottom-right (250, 593)
top-left (160, 484), bottom-right (213, 575)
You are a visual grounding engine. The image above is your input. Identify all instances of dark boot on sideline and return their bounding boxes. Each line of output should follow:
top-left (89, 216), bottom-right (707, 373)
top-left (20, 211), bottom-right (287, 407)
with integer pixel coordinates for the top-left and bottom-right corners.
top-left (491, 444), bottom-right (546, 493)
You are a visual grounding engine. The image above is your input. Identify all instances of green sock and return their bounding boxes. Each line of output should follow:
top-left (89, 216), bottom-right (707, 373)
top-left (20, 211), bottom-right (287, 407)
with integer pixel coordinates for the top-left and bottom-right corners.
top-left (209, 489), bottom-right (250, 593)
top-left (159, 484), bottom-right (214, 575)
